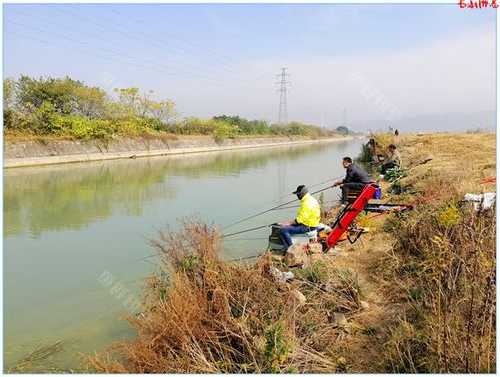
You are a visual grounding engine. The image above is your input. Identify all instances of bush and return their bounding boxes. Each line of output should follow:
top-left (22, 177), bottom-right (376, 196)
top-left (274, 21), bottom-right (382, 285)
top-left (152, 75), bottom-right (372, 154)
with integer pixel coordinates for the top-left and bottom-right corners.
top-left (213, 120), bottom-right (238, 142)
top-left (384, 166), bottom-right (407, 182)
top-left (382, 198), bottom-right (496, 372)
top-left (32, 101), bottom-right (61, 134)
top-left (4, 75), bottom-right (334, 140)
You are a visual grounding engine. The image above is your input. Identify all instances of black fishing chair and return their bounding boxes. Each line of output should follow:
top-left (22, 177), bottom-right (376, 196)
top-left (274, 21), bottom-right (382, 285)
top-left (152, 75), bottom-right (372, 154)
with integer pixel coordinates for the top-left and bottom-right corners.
top-left (344, 185), bottom-right (367, 204)
top-left (346, 188), bottom-right (363, 203)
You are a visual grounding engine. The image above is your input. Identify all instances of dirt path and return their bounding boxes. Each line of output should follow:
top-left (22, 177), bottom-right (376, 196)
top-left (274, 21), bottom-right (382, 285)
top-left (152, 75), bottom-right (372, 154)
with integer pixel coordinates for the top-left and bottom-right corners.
top-left (322, 132), bottom-right (496, 372)
top-left (327, 230), bottom-right (400, 372)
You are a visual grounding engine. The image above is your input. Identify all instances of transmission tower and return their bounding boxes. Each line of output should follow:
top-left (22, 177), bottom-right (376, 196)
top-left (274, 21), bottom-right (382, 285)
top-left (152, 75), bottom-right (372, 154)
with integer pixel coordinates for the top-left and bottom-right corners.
top-left (342, 107), bottom-right (347, 127)
top-left (276, 67), bottom-right (291, 124)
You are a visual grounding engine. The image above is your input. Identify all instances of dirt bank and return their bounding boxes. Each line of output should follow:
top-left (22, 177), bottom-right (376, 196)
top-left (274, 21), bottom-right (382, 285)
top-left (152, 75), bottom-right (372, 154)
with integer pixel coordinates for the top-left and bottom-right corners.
top-left (4, 135), bottom-right (354, 168)
top-left (330, 132), bottom-right (496, 372)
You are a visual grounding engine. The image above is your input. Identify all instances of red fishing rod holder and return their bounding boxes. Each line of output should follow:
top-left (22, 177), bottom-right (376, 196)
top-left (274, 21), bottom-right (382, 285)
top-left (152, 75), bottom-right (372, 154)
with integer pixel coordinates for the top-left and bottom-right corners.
top-left (325, 183), bottom-right (378, 250)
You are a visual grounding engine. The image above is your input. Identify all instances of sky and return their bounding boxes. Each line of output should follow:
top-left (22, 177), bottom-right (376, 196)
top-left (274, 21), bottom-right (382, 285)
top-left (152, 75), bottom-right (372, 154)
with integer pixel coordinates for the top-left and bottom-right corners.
top-left (3, 4), bottom-right (497, 131)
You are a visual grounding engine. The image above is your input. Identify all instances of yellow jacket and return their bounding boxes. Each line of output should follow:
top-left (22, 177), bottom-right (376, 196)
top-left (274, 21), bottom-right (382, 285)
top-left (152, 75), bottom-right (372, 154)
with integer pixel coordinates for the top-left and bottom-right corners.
top-left (296, 193), bottom-right (320, 227)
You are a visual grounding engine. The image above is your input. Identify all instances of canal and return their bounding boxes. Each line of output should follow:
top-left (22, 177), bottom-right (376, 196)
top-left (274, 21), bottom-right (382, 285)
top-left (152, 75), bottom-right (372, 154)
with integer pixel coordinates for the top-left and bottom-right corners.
top-left (4, 138), bottom-right (364, 370)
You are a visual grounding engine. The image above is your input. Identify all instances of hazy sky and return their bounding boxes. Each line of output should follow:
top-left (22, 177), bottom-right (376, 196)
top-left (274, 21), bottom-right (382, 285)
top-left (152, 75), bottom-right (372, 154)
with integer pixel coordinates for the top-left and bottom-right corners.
top-left (4, 4), bottom-right (497, 129)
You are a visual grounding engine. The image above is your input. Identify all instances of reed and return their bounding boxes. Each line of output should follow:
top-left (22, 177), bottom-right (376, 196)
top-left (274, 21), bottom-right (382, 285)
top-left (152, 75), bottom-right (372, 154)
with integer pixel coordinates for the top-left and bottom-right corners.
top-left (8, 340), bottom-right (64, 373)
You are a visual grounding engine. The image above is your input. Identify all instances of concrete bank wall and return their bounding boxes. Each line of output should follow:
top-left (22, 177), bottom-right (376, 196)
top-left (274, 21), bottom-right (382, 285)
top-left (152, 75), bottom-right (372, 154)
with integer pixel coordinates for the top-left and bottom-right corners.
top-left (4, 135), bottom-right (352, 168)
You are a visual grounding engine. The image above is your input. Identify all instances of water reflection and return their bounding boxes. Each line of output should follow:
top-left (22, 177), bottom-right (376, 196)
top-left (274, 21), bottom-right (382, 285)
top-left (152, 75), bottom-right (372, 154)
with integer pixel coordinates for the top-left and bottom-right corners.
top-left (4, 142), bottom-right (345, 238)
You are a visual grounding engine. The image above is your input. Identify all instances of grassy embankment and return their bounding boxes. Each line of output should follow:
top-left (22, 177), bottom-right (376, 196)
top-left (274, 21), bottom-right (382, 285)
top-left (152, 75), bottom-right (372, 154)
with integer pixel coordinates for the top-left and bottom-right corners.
top-left (83, 132), bottom-right (495, 373)
top-left (4, 76), bottom-right (338, 143)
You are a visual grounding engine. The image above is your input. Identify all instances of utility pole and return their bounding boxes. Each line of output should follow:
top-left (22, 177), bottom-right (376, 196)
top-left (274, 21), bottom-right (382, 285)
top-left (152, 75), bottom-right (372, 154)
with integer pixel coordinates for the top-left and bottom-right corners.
top-left (276, 67), bottom-right (290, 124)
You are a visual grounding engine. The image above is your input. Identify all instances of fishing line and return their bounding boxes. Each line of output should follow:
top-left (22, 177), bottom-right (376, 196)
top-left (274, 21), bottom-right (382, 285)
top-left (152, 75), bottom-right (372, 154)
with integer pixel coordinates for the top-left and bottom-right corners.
top-left (273, 176), bottom-right (343, 203)
top-left (222, 184), bottom-right (337, 231)
top-left (226, 252), bottom-right (265, 262)
top-left (224, 237), bottom-right (269, 241)
top-left (222, 176), bottom-right (344, 230)
top-left (222, 224), bottom-right (274, 238)
top-left (271, 199), bottom-right (342, 211)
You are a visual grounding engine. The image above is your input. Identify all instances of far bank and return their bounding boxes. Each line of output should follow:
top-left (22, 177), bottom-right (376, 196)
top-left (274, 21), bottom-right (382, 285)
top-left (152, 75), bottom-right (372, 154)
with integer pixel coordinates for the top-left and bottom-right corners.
top-left (3, 135), bottom-right (357, 169)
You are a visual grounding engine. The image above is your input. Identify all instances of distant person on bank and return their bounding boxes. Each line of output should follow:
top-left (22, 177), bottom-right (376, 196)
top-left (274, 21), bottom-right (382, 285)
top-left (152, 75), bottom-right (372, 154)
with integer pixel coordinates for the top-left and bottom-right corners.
top-left (279, 185), bottom-right (320, 250)
top-left (332, 157), bottom-right (372, 203)
top-left (380, 144), bottom-right (401, 174)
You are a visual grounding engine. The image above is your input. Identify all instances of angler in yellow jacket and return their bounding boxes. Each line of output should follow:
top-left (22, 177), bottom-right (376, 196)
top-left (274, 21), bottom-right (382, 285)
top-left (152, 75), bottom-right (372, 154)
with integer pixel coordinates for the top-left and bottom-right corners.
top-left (279, 185), bottom-right (320, 250)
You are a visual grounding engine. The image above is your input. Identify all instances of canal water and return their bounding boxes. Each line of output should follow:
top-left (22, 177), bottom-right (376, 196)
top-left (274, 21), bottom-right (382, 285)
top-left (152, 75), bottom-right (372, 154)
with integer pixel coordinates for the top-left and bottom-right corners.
top-left (4, 138), bottom-right (364, 370)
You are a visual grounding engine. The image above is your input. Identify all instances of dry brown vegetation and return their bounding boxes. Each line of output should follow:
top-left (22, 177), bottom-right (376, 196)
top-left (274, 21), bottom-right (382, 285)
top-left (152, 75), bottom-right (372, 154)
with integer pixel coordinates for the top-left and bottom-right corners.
top-left (88, 132), bottom-right (495, 373)
top-left (368, 132), bottom-right (496, 372)
top-left (89, 221), bottom-right (366, 373)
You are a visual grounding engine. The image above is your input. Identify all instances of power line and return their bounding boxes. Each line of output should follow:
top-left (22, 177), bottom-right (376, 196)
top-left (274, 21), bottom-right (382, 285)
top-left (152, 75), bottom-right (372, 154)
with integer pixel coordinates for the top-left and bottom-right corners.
top-left (5, 18), bottom-right (221, 86)
top-left (7, 9), bottom-right (261, 91)
top-left (107, 7), bottom-right (276, 87)
top-left (50, 6), bottom-right (269, 89)
top-left (275, 67), bottom-right (290, 124)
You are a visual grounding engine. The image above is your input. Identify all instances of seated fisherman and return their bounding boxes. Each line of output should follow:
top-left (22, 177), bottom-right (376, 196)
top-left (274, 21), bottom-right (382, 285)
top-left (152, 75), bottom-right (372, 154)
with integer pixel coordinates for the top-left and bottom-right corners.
top-left (332, 157), bottom-right (372, 203)
top-left (380, 144), bottom-right (401, 174)
top-left (279, 185), bottom-right (320, 250)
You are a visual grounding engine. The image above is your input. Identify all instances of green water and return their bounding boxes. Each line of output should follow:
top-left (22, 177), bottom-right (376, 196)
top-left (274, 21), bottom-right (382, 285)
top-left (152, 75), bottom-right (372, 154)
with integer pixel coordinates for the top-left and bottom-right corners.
top-left (4, 138), bottom-right (364, 371)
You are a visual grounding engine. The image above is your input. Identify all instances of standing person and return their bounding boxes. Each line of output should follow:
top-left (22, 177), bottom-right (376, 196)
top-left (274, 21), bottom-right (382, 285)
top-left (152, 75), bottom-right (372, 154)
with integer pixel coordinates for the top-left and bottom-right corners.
top-left (332, 157), bottom-right (372, 203)
top-left (278, 185), bottom-right (320, 250)
top-left (381, 144), bottom-right (401, 174)
top-left (366, 138), bottom-right (378, 163)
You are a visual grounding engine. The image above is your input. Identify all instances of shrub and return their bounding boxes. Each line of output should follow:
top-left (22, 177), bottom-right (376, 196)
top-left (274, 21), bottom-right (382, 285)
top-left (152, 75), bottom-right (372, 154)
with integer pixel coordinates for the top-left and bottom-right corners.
top-left (4, 75), bottom-right (333, 140)
top-left (213, 120), bottom-right (238, 142)
top-left (264, 322), bottom-right (293, 372)
top-left (32, 101), bottom-right (61, 134)
top-left (382, 199), bottom-right (496, 372)
top-left (384, 166), bottom-right (407, 182)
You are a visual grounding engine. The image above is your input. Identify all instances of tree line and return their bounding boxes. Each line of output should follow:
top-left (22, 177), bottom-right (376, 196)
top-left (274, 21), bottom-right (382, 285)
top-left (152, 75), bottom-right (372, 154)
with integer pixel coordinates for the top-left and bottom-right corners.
top-left (4, 75), bottom-right (336, 141)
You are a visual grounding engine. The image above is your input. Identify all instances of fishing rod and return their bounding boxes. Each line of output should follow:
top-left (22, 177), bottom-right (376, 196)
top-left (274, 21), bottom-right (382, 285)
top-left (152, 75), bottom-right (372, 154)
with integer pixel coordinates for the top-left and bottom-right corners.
top-left (226, 252), bottom-right (265, 262)
top-left (273, 176), bottom-right (343, 203)
top-left (222, 175), bottom-right (344, 230)
top-left (222, 224), bottom-right (273, 238)
top-left (270, 199), bottom-right (342, 211)
top-left (224, 236), bottom-right (270, 241)
top-left (222, 184), bottom-right (338, 231)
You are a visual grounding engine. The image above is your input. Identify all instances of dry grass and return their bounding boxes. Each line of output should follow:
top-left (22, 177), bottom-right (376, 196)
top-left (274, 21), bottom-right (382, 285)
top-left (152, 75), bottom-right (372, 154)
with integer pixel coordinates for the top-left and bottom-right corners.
top-left (88, 220), bottom-right (366, 373)
top-left (372, 132), bottom-right (496, 373)
top-left (384, 133), bottom-right (495, 194)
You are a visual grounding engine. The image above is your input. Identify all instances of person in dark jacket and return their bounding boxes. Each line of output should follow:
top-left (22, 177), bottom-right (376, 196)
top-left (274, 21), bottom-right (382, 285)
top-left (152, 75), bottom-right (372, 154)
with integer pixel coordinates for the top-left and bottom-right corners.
top-left (332, 157), bottom-right (372, 203)
top-left (380, 144), bottom-right (401, 174)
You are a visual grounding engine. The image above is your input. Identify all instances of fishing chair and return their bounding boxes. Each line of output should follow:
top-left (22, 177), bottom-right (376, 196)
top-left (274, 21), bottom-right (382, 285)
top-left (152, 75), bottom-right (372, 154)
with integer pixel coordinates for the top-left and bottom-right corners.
top-left (344, 181), bottom-right (378, 204)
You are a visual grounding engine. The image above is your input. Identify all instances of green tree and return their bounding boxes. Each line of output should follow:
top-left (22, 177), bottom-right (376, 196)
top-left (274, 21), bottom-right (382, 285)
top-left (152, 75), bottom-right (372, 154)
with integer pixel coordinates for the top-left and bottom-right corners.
top-left (15, 75), bottom-right (107, 117)
top-left (336, 126), bottom-right (350, 135)
top-left (148, 99), bottom-right (178, 124)
top-left (73, 85), bottom-right (107, 119)
top-left (114, 87), bottom-right (140, 117)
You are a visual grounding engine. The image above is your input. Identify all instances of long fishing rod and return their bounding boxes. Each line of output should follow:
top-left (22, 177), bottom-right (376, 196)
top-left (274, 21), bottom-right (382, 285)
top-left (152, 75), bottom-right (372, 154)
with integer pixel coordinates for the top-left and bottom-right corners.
top-left (222, 224), bottom-right (273, 238)
top-left (222, 175), bottom-right (344, 230)
top-left (222, 186), bottom-right (331, 237)
top-left (270, 199), bottom-right (342, 211)
top-left (273, 176), bottom-right (343, 203)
